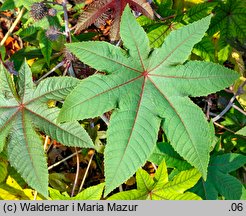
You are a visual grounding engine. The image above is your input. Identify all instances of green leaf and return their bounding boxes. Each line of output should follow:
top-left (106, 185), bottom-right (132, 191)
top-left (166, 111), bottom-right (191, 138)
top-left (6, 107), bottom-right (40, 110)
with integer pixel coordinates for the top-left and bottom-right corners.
top-left (0, 176), bottom-right (43, 200)
top-left (49, 173), bottom-right (71, 192)
top-left (0, 156), bottom-right (8, 183)
top-left (163, 168), bottom-right (201, 194)
top-left (0, 46), bottom-right (6, 60)
top-left (0, 60), bottom-right (93, 197)
top-left (148, 24), bottom-right (174, 48)
top-left (153, 0), bottom-right (174, 17)
top-left (208, 0), bottom-right (246, 46)
top-left (38, 30), bottom-right (52, 66)
top-left (32, 77), bottom-right (80, 102)
top-left (184, 2), bottom-right (217, 22)
top-left (191, 153), bottom-right (246, 200)
top-left (59, 6), bottom-right (239, 196)
top-left (0, 0), bottom-right (36, 10)
top-left (8, 113), bottom-right (48, 197)
top-left (136, 169), bottom-right (155, 193)
top-left (153, 159), bottom-right (168, 189)
top-left (236, 126), bottom-right (246, 136)
top-left (0, 64), bottom-right (18, 100)
top-left (49, 183), bottom-right (105, 200)
top-left (148, 142), bottom-right (192, 170)
top-left (17, 59), bottom-right (34, 102)
top-left (193, 36), bottom-right (215, 62)
top-left (108, 160), bottom-right (202, 200)
top-left (73, 183), bottom-right (104, 200)
top-left (49, 188), bottom-right (70, 200)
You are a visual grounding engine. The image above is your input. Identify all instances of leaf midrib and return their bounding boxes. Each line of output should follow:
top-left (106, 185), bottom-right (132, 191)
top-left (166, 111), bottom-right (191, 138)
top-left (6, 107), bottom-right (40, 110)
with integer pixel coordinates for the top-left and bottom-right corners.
top-left (148, 76), bottom-right (206, 174)
top-left (148, 31), bottom-right (197, 73)
top-left (126, 10), bottom-right (146, 71)
top-left (108, 76), bottom-right (147, 187)
top-left (71, 43), bottom-right (142, 74)
top-left (0, 109), bottom-right (18, 131)
top-left (21, 110), bottom-right (44, 189)
top-left (63, 75), bottom-right (142, 114)
top-left (25, 85), bottom-right (76, 105)
top-left (25, 107), bottom-right (89, 144)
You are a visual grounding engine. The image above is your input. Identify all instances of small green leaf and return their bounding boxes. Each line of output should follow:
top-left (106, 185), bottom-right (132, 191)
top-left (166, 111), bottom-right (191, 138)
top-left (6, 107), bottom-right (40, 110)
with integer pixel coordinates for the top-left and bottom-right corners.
top-left (184, 2), bottom-right (217, 22)
top-left (17, 60), bottom-right (34, 102)
top-left (163, 168), bottom-right (201, 194)
top-left (136, 169), bottom-right (155, 193)
top-left (49, 188), bottom-right (70, 200)
top-left (38, 30), bottom-right (52, 66)
top-left (0, 156), bottom-right (8, 183)
top-left (108, 160), bottom-right (202, 200)
top-left (153, 160), bottom-right (168, 189)
top-left (0, 0), bottom-right (36, 10)
top-left (193, 36), bottom-right (215, 61)
top-left (236, 126), bottom-right (246, 136)
top-left (0, 64), bottom-right (18, 100)
top-left (49, 183), bottom-right (105, 200)
top-left (73, 183), bottom-right (104, 200)
top-left (148, 142), bottom-right (191, 170)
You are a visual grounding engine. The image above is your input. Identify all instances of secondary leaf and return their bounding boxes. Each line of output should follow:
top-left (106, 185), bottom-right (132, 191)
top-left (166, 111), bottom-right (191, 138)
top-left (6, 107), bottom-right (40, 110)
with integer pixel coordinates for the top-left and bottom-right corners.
top-left (108, 160), bottom-right (202, 200)
top-left (59, 6), bottom-right (239, 196)
top-left (75, 0), bottom-right (154, 40)
top-left (38, 30), bottom-right (52, 66)
top-left (0, 155), bottom-right (8, 184)
top-left (184, 2), bottom-right (217, 22)
top-left (0, 61), bottom-right (94, 197)
top-left (191, 153), bottom-right (246, 200)
top-left (0, 176), bottom-right (43, 200)
top-left (208, 0), bottom-right (246, 47)
top-left (0, 0), bottom-right (36, 10)
top-left (236, 126), bottom-right (246, 136)
top-left (148, 142), bottom-right (191, 170)
top-left (49, 183), bottom-right (105, 200)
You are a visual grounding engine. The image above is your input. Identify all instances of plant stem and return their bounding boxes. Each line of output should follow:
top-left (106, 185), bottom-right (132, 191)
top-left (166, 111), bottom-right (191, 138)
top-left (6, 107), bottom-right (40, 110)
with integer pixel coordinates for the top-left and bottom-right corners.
top-left (62, 0), bottom-right (72, 43)
top-left (35, 60), bottom-right (65, 84)
top-left (232, 104), bottom-right (246, 116)
top-left (71, 147), bottom-right (80, 197)
top-left (213, 121), bottom-right (235, 134)
top-left (101, 114), bottom-right (109, 126)
top-left (119, 185), bottom-right (123, 192)
top-left (152, 162), bottom-right (157, 171)
top-left (78, 151), bottom-right (95, 193)
top-left (212, 94), bottom-right (237, 122)
top-left (212, 81), bottom-right (246, 122)
top-left (48, 149), bottom-right (82, 170)
top-left (0, 7), bottom-right (26, 47)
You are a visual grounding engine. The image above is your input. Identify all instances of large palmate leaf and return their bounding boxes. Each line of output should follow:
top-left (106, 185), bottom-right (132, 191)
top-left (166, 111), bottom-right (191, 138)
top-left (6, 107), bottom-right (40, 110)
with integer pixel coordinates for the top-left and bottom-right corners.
top-left (59, 6), bottom-right (239, 196)
top-left (0, 62), bottom-right (94, 197)
top-left (108, 160), bottom-right (202, 200)
top-left (75, 0), bottom-right (154, 40)
top-left (191, 153), bottom-right (246, 200)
